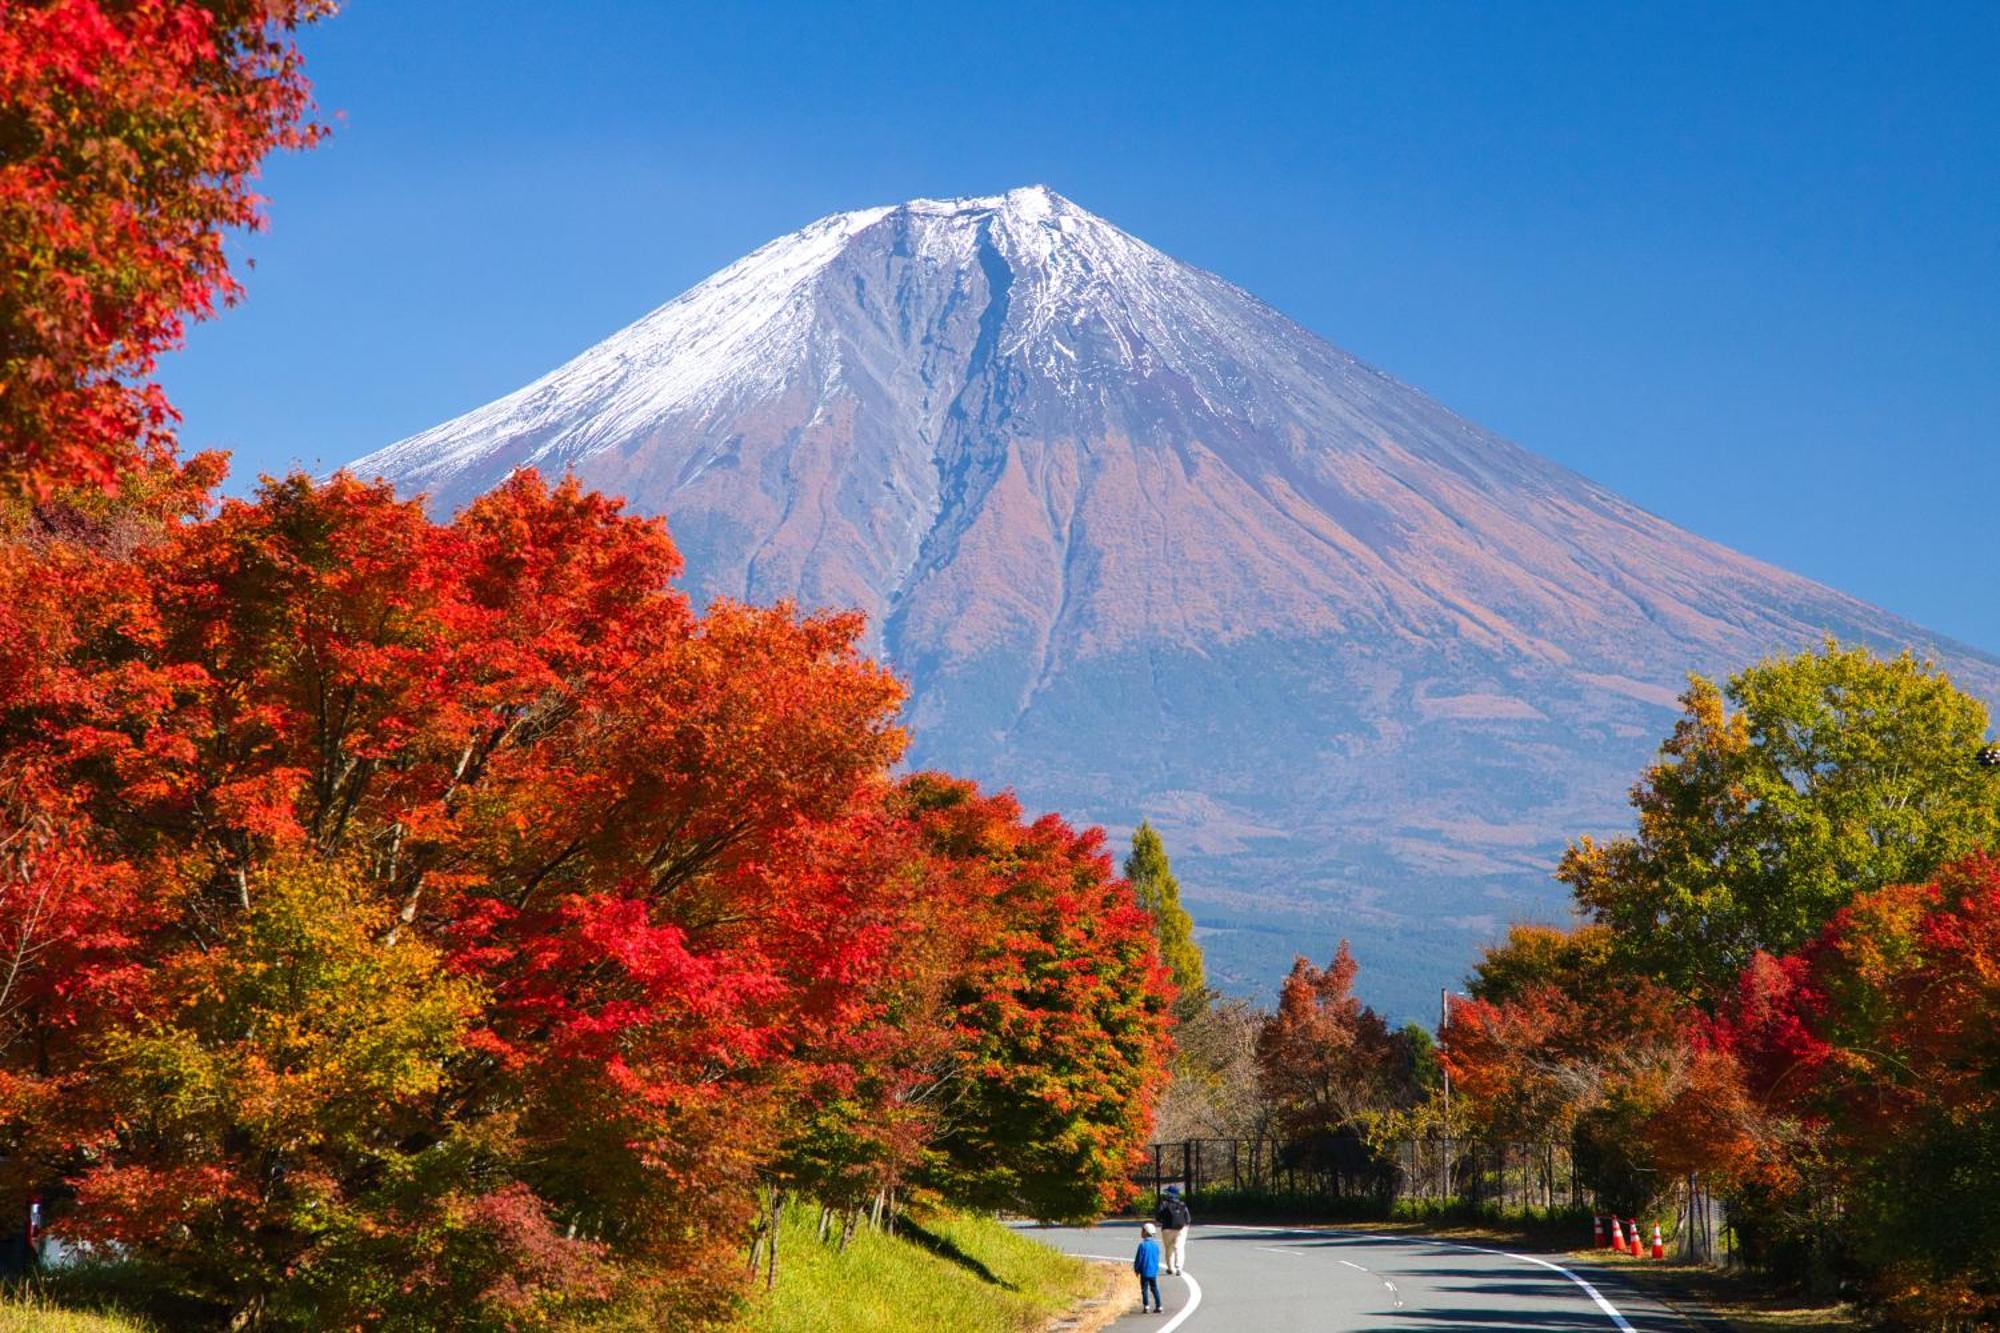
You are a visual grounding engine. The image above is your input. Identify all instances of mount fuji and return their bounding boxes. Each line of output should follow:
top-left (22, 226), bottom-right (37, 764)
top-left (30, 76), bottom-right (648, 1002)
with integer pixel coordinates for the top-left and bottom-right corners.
top-left (351, 186), bottom-right (2000, 1018)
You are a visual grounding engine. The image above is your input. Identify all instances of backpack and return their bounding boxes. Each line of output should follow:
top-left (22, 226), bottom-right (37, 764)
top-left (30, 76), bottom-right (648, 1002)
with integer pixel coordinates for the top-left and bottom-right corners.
top-left (1161, 1196), bottom-right (1191, 1229)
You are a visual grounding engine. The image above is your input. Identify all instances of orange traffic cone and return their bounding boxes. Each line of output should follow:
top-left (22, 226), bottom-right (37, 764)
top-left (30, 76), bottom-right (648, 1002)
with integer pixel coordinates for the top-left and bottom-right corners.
top-left (1651, 1223), bottom-right (1665, 1260)
top-left (1627, 1220), bottom-right (1642, 1257)
top-left (1593, 1215), bottom-right (1606, 1248)
top-left (1610, 1217), bottom-right (1627, 1253)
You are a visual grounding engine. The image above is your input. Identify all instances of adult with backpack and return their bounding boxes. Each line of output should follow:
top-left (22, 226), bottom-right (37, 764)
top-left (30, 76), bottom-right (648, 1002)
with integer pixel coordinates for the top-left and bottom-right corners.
top-left (1154, 1185), bottom-right (1192, 1275)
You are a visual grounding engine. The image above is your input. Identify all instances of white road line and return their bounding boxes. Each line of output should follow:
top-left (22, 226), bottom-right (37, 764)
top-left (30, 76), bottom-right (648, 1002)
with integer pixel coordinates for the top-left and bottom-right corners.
top-left (1338, 1259), bottom-right (1368, 1271)
top-left (1068, 1256), bottom-right (1203, 1329)
top-left (1255, 1246), bottom-right (1304, 1257)
top-left (1159, 1269), bottom-right (1202, 1332)
top-left (1205, 1224), bottom-right (1637, 1332)
top-left (1464, 1246), bottom-right (1633, 1332)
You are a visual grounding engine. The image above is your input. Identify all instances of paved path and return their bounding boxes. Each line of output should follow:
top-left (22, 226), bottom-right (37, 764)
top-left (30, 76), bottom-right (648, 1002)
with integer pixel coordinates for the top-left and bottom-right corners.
top-left (1022, 1220), bottom-right (1695, 1331)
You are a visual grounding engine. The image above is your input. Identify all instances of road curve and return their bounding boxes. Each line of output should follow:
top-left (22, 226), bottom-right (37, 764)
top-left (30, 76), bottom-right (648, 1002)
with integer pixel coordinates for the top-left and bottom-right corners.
top-left (1022, 1220), bottom-right (1696, 1331)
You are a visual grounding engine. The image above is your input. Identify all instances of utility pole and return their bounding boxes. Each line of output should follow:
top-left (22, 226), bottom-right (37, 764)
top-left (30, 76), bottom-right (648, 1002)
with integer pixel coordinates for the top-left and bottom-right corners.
top-left (1439, 987), bottom-right (1451, 1116)
top-left (1440, 987), bottom-right (1451, 1201)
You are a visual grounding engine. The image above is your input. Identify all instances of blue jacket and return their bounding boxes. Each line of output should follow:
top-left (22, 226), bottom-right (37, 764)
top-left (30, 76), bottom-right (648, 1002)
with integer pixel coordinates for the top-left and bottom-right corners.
top-left (1134, 1236), bottom-right (1162, 1277)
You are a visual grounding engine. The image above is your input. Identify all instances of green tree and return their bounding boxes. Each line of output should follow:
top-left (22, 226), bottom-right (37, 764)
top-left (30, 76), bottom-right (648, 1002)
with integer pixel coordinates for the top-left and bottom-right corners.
top-left (1125, 820), bottom-right (1205, 1010)
top-left (1466, 922), bottom-right (1618, 1005)
top-left (1398, 1022), bottom-right (1443, 1096)
top-left (1560, 640), bottom-right (2000, 1004)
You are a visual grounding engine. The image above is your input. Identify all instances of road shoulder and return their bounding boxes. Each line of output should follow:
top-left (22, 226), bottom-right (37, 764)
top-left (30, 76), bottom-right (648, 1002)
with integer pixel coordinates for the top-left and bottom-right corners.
top-left (1560, 1251), bottom-right (1860, 1332)
top-left (1039, 1260), bottom-right (1135, 1333)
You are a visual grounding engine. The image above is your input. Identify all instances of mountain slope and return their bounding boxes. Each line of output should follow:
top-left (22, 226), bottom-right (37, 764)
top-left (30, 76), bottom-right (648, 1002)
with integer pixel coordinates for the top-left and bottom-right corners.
top-left (352, 186), bottom-right (2000, 1018)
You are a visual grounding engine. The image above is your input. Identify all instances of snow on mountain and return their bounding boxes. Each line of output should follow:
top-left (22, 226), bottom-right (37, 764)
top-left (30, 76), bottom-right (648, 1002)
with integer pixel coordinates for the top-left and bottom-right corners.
top-left (351, 186), bottom-right (2000, 1018)
top-left (361, 202), bottom-right (894, 486)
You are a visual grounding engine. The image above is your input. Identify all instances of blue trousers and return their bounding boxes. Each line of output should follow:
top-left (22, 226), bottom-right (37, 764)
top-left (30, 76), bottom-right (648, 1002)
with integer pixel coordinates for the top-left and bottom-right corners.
top-left (1139, 1274), bottom-right (1161, 1309)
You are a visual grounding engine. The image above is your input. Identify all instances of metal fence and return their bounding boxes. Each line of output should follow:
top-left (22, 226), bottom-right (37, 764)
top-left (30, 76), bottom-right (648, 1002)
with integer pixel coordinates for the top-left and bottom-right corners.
top-left (1141, 1137), bottom-right (1734, 1262)
top-left (1674, 1172), bottom-right (1729, 1264)
top-left (1140, 1135), bottom-right (1581, 1210)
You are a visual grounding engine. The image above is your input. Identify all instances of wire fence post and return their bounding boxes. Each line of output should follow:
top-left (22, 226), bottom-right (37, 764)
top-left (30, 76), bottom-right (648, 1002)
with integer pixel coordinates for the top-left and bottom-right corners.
top-left (1136, 1135), bottom-right (1639, 1225)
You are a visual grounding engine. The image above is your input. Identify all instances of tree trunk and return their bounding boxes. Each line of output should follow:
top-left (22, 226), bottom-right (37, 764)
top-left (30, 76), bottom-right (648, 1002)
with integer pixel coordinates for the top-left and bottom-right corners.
top-left (765, 1189), bottom-right (784, 1291)
top-left (227, 1294), bottom-right (266, 1331)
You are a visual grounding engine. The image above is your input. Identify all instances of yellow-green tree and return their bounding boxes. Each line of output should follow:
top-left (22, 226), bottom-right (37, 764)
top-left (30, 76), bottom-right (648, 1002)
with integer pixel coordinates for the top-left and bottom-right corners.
top-left (1125, 820), bottom-right (1205, 1011)
top-left (1560, 641), bottom-right (2000, 1004)
top-left (72, 857), bottom-right (540, 1327)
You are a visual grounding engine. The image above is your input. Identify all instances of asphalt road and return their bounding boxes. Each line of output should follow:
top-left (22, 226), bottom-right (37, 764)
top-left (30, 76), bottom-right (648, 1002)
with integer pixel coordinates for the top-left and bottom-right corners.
top-left (1023, 1220), bottom-right (1694, 1331)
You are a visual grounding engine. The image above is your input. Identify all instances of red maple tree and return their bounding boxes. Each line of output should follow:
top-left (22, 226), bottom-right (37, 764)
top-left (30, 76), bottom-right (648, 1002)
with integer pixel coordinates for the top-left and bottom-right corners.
top-left (1, 0), bottom-right (332, 495)
top-left (0, 466), bottom-right (1173, 1322)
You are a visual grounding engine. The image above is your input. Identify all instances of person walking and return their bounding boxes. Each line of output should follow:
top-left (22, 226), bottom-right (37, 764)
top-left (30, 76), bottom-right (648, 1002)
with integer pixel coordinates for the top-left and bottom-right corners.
top-left (1155, 1185), bottom-right (1192, 1275)
top-left (1134, 1222), bottom-right (1163, 1314)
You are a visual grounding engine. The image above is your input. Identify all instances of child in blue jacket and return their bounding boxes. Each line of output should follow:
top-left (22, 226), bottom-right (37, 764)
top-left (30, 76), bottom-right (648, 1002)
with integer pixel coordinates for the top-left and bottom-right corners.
top-left (1134, 1222), bottom-right (1163, 1313)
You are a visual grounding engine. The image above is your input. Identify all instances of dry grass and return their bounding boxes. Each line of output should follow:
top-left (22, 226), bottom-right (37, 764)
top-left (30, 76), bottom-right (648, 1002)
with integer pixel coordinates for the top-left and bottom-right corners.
top-left (1037, 1261), bottom-right (1133, 1333)
top-left (1568, 1249), bottom-right (1862, 1332)
top-left (0, 1289), bottom-right (152, 1333)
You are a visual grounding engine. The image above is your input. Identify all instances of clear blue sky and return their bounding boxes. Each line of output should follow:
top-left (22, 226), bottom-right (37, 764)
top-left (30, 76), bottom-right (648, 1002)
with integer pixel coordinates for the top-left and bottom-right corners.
top-left (163, 1), bottom-right (2000, 652)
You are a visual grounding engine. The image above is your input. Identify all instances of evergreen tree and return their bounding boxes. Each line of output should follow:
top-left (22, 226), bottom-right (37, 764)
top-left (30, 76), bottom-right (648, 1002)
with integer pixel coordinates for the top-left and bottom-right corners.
top-left (1125, 820), bottom-right (1206, 1009)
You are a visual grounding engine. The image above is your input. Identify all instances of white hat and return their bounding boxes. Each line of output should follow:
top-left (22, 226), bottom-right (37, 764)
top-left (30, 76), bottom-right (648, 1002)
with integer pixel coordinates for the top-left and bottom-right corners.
top-left (1142, 1222), bottom-right (1157, 1236)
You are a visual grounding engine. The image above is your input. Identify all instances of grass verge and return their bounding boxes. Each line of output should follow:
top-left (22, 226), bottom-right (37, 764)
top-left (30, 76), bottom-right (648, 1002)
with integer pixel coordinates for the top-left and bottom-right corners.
top-left (1561, 1248), bottom-right (1861, 1332)
top-left (0, 1288), bottom-right (151, 1332)
top-left (4, 1209), bottom-right (1115, 1333)
top-left (735, 1203), bottom-right (1115, 1333)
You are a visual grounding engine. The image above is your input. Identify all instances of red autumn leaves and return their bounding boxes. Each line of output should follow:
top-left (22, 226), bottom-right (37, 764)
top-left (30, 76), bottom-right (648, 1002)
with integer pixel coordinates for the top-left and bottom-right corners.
top-left (0, 467), bottom-right (1172, 1323)
top-left (1, 1), bottom-right (333, 496)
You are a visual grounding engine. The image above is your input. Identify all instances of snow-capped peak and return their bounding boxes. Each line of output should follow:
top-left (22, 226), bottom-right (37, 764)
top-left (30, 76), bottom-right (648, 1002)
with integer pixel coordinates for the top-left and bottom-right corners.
top-left (354, 186), bottom-right (1221, 492)
top-left (354, 200), bottom-right (908, 487)
top-left (901, 183), bottom-right (1065, 216)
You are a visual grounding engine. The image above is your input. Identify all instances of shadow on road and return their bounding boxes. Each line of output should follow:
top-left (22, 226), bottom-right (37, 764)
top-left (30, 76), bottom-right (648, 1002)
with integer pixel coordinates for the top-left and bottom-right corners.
top-left (1387, 1308), bottom-right (1684, 1333)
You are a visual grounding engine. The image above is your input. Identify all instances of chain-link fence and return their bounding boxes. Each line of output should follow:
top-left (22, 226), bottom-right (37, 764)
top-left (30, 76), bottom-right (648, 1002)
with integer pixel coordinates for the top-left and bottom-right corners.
top-left (1140, 1137), bottom-right (1734, 1261)
top-left (1139, 1134), bottom-right (1579, 1208)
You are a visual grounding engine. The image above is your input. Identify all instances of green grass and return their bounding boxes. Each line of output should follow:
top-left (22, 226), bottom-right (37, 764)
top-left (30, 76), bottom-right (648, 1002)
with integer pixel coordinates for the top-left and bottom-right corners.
top-left (0, 1288), bottom-right (152, 1333)
top-left (736, 1203), bottom-right (1109, 1333)
top-left (1, 1209), bottom-right (1108, 1333)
